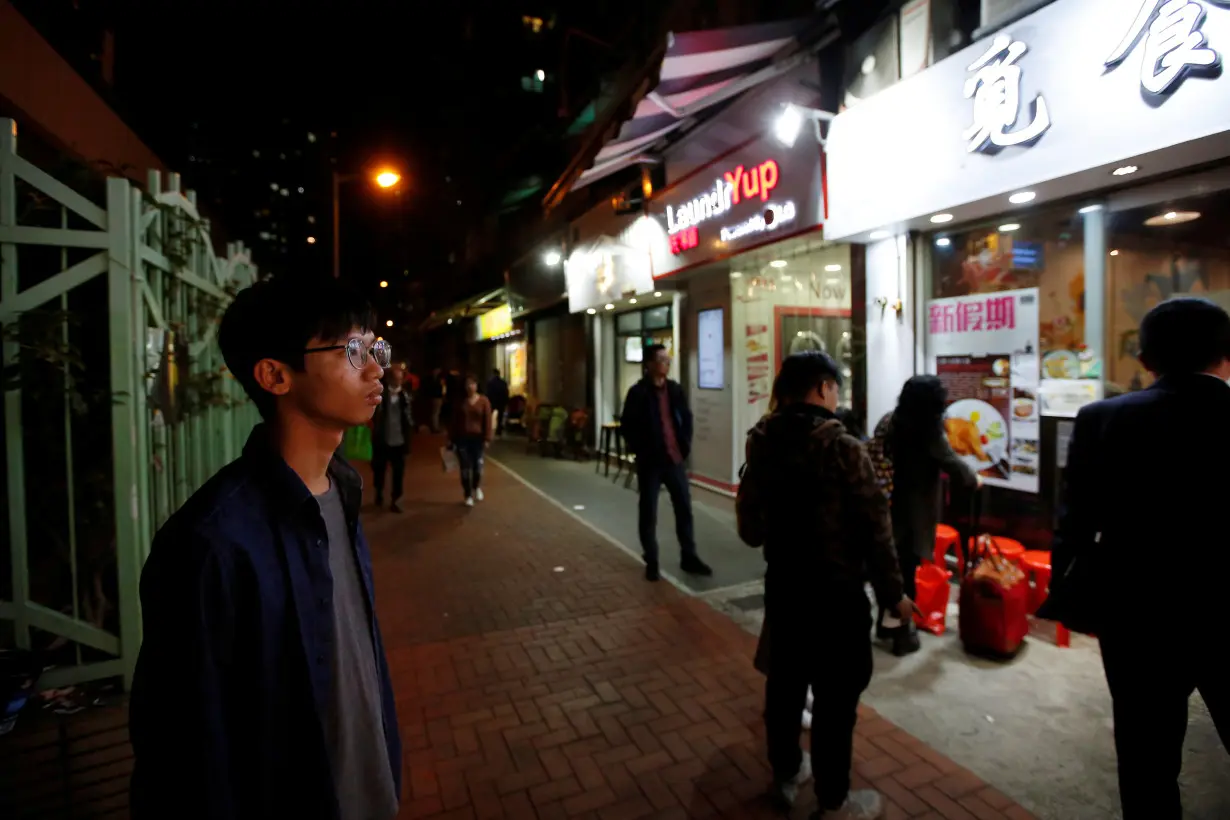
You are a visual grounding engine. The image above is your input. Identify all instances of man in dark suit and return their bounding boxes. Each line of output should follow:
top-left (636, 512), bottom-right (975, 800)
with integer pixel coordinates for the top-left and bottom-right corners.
top-left (1052, 297), bottom-right (1229, 819)
top-left (620, 344), bottom-right (713, 582)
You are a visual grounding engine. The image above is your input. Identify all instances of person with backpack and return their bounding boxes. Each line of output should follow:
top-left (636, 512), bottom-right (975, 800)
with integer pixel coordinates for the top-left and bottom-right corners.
top-left (737, 351), bottom-right (914, 819)
top-left (869, 375), bottom-right (980, 656)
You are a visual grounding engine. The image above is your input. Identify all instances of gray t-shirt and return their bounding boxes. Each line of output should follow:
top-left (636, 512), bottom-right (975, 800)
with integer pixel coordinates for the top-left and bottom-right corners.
top-left (383, 392), bottom-right (405, 448)
top-left (316, 482), bottom-right (399, 820)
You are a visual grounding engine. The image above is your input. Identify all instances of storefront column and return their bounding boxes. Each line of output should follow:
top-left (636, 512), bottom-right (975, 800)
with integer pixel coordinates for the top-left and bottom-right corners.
top-left (1082, 206), bottom-right (1107, 389)
top-left (670, 292), bottom-right (683, 383)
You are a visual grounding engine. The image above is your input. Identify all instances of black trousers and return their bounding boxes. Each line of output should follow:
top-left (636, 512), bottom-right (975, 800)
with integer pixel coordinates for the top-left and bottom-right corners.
top-left (455, 436), bottom-right (485, 496)
top-left (371, 443), bottom-right (407, 503)
top-left (877, 548), bottom-right (918, 628)
top-left (636, 461), bottom-right (696, 566)
top-left (493, 404), bottom-right (507, 435)
top-left (764, 586), bottom-right (872, 812)
top-left (1100, 624), bottom-right (1229, 819)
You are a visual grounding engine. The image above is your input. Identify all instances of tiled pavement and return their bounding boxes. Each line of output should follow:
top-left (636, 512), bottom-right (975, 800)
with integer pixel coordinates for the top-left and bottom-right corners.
top-left (370, 439), bottom-right (1036, 820)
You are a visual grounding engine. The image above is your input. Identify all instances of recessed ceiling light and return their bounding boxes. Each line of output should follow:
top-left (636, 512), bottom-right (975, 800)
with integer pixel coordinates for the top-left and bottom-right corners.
top-left (1112, 165), bottom-right (1139, 176)
top-left (935, 237), bottom-right (952, 247)
top-left (604, 303), bottom-right (615, 310)
top-left (999, 223), bottom-right (1021, 232)
top-left (770, 260), bottom-right (788, 268)
top-left (1008, 191), bottom-right (1036, 204)
top-left (629, 298), bottom-right (637, 304)
top-left (586, 308), bottom-right (597, 314)
top-left (730, 271), bottom-right (742, 278)
top-left (653, 291), bottom-right (662, 297)
top-left (1079, 204), bottom-right (1103, 214)
top-left (780, 274), bottom-right (792, 281)
top-left (824, 264), bottom-right (843, 272)
top-left (1109, 250), bottom-right (1120, 256)
top-left (869, 230), bottom-right (891, 240)
top-left (930, 213), bottom-right (954, 224)
top-left (1144, 210), bottom-right (1200, 226)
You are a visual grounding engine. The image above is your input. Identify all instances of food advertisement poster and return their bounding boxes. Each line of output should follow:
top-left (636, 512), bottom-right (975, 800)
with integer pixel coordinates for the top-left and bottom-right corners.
top-left (928, 288), bottom-right (1040, 494)
top-left (745, 323), bottom-right (771, 405)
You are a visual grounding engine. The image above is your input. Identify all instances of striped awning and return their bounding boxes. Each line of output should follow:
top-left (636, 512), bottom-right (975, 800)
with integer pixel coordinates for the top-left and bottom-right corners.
top-left (572, 18), bottom-right (804, 191)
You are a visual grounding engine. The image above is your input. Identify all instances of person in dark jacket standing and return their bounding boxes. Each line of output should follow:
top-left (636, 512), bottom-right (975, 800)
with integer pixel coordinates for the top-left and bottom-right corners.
top-left (620, 344), bottom-right (713, 582)
top-left (427, 368), bottom-right (445, 433)
top-left (874, 375), bottom-right (979, 656)
top-left (486, 368), bottom-right (510, 436)
top-left (1049, 297), bottom-right (1230, 819)
top-left (129, 276), bottom-right (401, 820)
top-left (739, 351), bottom-right (912, 819)
top-left (372, 363), bottom-right (413, 512)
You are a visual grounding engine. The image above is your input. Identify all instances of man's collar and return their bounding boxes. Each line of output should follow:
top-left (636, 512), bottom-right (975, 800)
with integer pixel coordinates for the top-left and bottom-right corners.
top-left (242, 424), bottom-right (363, 516)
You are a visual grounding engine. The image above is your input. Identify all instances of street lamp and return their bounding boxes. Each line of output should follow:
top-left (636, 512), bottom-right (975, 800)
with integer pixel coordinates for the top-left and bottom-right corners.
top-left (332, 167), bottom-right (403, 278)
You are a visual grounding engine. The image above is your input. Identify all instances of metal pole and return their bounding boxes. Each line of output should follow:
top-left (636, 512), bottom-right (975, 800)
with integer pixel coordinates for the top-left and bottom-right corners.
top-left (332, 171), bottom-right (341, 278)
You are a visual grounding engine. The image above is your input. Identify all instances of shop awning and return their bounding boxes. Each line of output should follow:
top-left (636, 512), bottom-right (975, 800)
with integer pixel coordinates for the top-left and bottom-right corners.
top-left (570, 18), bottom-right (806, 192)
top-left (419, 287), bottom-right (506, 332)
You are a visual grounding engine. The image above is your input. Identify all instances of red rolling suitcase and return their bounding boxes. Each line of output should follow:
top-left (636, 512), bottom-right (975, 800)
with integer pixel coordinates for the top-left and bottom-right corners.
top-left (959, 535), bottom-right (1030, 658)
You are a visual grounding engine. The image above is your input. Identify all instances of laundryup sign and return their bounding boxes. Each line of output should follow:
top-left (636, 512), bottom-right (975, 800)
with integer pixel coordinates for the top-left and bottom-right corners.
top-left (664, 158), bottom-right (780, 235)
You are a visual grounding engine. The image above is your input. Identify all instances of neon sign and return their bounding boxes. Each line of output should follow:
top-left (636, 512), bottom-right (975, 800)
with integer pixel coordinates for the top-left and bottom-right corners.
top-left (669, 226), bottom-right (699, 255)
top-left (665, 159), bottom-right (781, 235)
top-left (719, 201), bottom-right (797, 242)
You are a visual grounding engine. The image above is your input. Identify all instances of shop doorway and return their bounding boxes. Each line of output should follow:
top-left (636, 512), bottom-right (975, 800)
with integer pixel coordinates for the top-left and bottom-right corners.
top-left (774, 306), bottom-right (854, 406)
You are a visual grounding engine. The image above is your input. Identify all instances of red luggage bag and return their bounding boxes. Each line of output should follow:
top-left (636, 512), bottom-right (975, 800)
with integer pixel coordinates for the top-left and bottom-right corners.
top-left (958, 534), bottom-right (1029, 657)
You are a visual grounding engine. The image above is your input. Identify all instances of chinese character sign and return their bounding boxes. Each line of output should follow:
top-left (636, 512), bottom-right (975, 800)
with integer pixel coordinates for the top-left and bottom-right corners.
top-left (962, 34), bottom-right (1052, 153)
top-left (1107, 0), bottom-right (1230, 97)
top-left (929, 288), bottom-right (1040, 494)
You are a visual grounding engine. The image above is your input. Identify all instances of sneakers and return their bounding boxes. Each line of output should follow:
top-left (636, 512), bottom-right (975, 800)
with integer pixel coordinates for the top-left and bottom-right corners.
top-left (465, 497), bottom-right (475, 507)
top-left (475, 488), bottom-right (485, 502)
top-left (391, 499), bottom-right (404, 513)
top-left (680, 556), bottom-right (714, 577)
top-left (813, 789), bottom-right (885, 819)
top-left (768, 752), bottom-right (812, 810)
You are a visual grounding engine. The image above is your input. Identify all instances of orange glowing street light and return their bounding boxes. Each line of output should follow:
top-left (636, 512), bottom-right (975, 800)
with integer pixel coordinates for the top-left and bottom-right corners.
top-left (332, 165), bottom-right (404, 278)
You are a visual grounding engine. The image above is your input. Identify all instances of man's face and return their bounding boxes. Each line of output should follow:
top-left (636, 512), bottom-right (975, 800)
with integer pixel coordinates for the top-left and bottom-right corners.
top-left (273, 329), bottom-right (385, 429)
top-left (819, 379), bottom-right (840, 412)
top-left (650, 349), bottom-right (671, 378)
top-left (388, 366), bottom-right (405, 390)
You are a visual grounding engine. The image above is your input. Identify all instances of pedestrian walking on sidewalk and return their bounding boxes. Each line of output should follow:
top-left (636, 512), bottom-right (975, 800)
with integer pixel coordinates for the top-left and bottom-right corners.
top-left (737, 351), bottom-right (915, 819)
top-left (486, 368), bottom-right (510, 436)
top-left (874, 376), bottom-right (979, 656)
top-left (128, 276), bottom-right (401, 820)
top-left (1046, 297), bottom-right (1230, 820)
top-left (620, 343), bottom-right (713, 582)
top-left (428, 368), bottom-right (445, 433)
top-left (372, 363), bottom-right (413, 512)
top-left (449, 374), bottom-right (492, 507)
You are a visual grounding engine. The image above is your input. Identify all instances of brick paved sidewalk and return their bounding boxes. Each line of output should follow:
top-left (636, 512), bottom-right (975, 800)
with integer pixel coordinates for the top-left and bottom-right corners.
top-left (368, 439), bottom-right (1036, 820)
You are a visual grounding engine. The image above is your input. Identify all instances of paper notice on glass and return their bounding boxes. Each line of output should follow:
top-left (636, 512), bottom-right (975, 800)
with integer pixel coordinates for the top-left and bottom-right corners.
top-left (1039, 379), bottom-right (1103, 418)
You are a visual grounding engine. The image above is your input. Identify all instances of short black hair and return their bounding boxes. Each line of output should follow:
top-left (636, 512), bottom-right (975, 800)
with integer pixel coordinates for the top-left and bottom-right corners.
top-left (492, 368), bottom-right (500, 376)
top-left (218, 275), bottom-right (375, 420)
top-left (1139, 297), bottom-right (1230, 376)
top-left (644, 343), bottom-right (667, 360)
top-left (771, 350), bottom-right (842, 406)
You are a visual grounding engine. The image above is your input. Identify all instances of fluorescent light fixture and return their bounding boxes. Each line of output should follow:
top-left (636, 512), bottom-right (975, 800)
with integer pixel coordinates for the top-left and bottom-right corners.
top-left (586, 308), bottom-right (597, 314)
top-left (1144, 210), bottom-right (1200, 226)
top-left (1079, 204), bottom-right (1103, 214)
top-left (869, 230), bottom-right (891, 240)
top-left (629, 298), bottom-right (637, 304)
top-left (930, 213), bottom-right (954, 224)
top-left (769, 260), bottom-right (788, 268)
top-left (999, 223), bottom-right (1021, 232)
top-left (653, 291), bottom-right (662, 297)
top-left (824, 264), bottom-right (843, 272)
top-left (1008, 191), bottom-right (1036, 204)
top-left (604, 303), bottom-right (615, 310)
top-left (730, 271), bottom-right (742, 278)
top-left (543, 250), bottom-right (562, 266)
top-left (774, 105), bottom-right (804, 147)
top-left (1112, 165), bottom-right (1139, 176)
top-left (935, 237), bottom-right (952, 247)
top-left (1109, 250), bottom-right (1120, 256)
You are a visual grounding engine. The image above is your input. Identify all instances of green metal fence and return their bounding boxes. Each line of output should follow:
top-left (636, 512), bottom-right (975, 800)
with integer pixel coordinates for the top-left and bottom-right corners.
top-left (0, 117), bottom-right (259, 690)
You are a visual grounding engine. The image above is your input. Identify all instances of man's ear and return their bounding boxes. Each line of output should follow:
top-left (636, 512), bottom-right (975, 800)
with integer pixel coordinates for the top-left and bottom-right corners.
top-left (253, 358), bottom-right (293, 399)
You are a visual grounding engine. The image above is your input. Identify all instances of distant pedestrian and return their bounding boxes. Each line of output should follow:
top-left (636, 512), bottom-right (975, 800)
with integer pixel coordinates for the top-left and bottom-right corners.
top-left (619, 344), bottom-right (713, 582)
top-left (448, 374), bottom-right (492, 507)
top-left (737, 351), bottom-right (912, 819)
top-left (372, 364), bottom-right (413, 512)
top-left (428, 368), bottom-right (445, 433)
top-left (1048, 297), bottom-right (1230, 819)
top-left (486, 368), bottom-right (510, 436)
top-left (129, 276), bottom-right (401, 819)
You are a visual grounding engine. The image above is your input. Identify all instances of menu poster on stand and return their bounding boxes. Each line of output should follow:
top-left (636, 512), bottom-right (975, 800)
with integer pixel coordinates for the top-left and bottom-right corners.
top-left (929, 287), bottom-right (1040, 494)
top-left (745, 323), bottom-right (771, 404)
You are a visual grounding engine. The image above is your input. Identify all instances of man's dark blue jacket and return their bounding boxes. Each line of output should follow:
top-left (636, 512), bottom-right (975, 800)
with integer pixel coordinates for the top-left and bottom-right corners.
top-left (128, 425), bottom-right (401, 819)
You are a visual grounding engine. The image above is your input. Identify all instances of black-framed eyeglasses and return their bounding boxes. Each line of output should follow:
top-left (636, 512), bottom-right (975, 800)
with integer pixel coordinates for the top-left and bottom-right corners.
top-left (304, 338), bottom-right (392, 371)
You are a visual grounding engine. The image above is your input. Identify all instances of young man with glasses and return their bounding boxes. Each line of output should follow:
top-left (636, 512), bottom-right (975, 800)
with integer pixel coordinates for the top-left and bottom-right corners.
top-left (129, 276), bottom-right (401, 820)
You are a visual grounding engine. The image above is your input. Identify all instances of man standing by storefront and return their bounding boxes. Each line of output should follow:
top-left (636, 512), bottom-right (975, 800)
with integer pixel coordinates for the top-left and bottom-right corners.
top-left (620, 344), bottom-right (713, 582)
top-left (1048, 297), bottom-right (1230, 819)
top-left (486, 368), bottom-right (510, 437)
top-left (372, 363), bottom-right (413, 512)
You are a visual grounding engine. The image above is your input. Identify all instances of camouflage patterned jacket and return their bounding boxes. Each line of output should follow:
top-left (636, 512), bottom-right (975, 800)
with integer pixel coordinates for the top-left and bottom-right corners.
top-left (740, 404), bottom-right (905, 609)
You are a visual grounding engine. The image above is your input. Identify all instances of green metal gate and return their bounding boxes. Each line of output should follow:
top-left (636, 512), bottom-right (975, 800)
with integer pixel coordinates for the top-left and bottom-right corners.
top-left (0, 117), bottom-right (259, 690)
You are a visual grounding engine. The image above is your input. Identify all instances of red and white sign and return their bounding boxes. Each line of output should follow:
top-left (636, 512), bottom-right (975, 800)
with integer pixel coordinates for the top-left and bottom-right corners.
top-left (664, 158), bottom-right (781, 236)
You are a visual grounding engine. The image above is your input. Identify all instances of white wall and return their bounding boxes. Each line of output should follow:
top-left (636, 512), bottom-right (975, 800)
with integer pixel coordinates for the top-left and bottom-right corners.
top-left (865, 235), bottom-right (918, 428)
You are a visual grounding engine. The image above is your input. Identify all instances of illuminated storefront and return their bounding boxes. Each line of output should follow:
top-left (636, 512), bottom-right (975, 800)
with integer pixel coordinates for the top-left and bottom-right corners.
top-left (825, 0), bottom-right (1230, 546)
